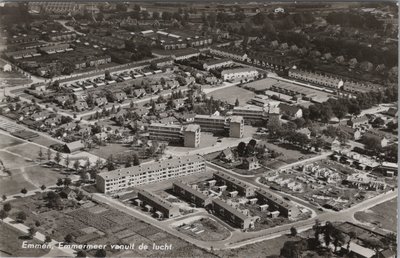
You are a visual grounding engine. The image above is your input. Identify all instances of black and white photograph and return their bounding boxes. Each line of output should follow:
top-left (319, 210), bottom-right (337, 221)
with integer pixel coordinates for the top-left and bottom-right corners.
top-left (0, 1), bottom-right (398, 257)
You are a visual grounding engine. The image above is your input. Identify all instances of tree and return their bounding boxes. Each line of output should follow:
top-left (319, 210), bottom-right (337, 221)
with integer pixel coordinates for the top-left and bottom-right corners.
top-left (3, 203), bottom-right (12, 212)
top-left (290, 226), bottom-right (298, 237)
top-left (41, 184), bottom-right (46, 191)
top-left (133, 153), bottom-right (140, 166)
top-left (237, 142), bottom-right (246, 157)
top-left (0, 210), bottom-right (7, 220)
top-left (64, 233), bottom-right (74, 243)
top-left (54, 152), bottom-right (62, 166)
top-left (2, 195), bottom-right (6, 201)
top-left (63, 178), bottom-right (72, 186)
top-left (35, 220), bottom-right (41, 227)
top-left (38, 148), bottom-right (44, 163)
top-left (44, 235), bottom-right (52, 243)
top-left (56, 178), bottom-right (64, 187)
top-left (28, 226), bottom-right (37, 239)
top-left (16, 211), bottom-right (27, 223)
top-left (106, 155), bottom-right (116, 171)
top-left (65, 155), bottom-right (70, 169)
top-left (152, 11), bottom-right (160, 20)
top-left (235, 98), bottom-right (240, 107)
top-left (76, 250), bottom-right (87, 257)
top-left (21, 188), bottom-right (27, 195)
top-left (94, 249), bottom-right (107, 258)
top-left (105, 70), bottom-right (111, 81)
top-left (46, 148), bottom-right (52, 162)
top-left (73, 160), bottom-right (80, 172)
top-left (332, 229), bottom-right (345, 252)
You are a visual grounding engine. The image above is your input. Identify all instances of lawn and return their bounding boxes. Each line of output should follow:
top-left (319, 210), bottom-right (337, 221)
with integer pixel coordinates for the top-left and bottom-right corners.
top-left (207, 86), bottom-right (255, 105)
top-left (88, 143), bottom-right (132, 159)
top-left (0, 133), bottom-right (24, 149)
top-left (0, 223), bottom-right (50, 257)
top-left (243, 78), bottom-right (278, 92)
top-left (354, 198), bottom-right (397, 232)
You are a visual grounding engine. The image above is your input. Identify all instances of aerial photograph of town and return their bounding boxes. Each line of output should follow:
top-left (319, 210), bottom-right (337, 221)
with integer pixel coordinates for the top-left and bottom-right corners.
top-left (0, 1), bottom-right (397, 257)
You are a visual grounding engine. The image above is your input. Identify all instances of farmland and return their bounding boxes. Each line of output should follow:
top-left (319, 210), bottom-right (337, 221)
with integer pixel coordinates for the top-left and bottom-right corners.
top-left (354, 198), bottom-right (397, 232)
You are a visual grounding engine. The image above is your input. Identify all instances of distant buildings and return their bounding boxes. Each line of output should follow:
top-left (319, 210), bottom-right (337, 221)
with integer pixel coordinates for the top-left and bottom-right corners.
top-left (220, 67), bottom-right (259, 81)
top-left (172, 181), bottom-right (212, 207)
top-left (213, 171), bottom-right (257, 197)
top-left (96, 155), bottom-right (206, 193)
top-left (255, 189), bottom-right (300, 219)
top-left (212, 198), bottom-right (258, 230)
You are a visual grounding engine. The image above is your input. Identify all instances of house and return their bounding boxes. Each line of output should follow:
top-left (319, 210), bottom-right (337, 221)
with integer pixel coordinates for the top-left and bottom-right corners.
top-left (44, 115), bottom-right (62, 127)
top-left (278, 103), bottom-right (303, 119)
top-left (59, 187), bottom-right (77, 199)
top-left (347, 116), bottom-right (369, 129)
top-left (55, 95), bottom-right (70, 106)
top-left (59, 122), bottom-right (77, 132)
top-left (338, 126), bottom-right (362, 140)
top-left (296, 128), bottom-right (311, 139)
top-left (349, 58), bottom-right (358, 68)
top-left (31, 111), bottom-right (50, 121)
top-left (74, 101), bottom-right (89, 112)
top-left (321, 136), bottom-right (341, 150)
top-left (385, 107), bottom-right (398, 118)
top-left (346, 242), bottom-right (374, 258)
top-left (64, 141), bottom-right (84, 153)
top-left (114, 91), bottom-right (127, 102)
top-left (133, 89), bottom-right (146, 98)
top-left (323, 53), bottom-right (332, 60)
top-left (335, 55), bottom-right (345, 64)
top-left (94, 97), bottom-right (108, 106)
top-left (360, 61), bottom-right (374, 72)
top-left (133, 107), bottom-right (149, 117)
top-left (363, 130), bottom-right (389, 147)
top-left (379, 249), bottom-right (396, 258)
top-left (0, 59), bottom-right (12, 72)
top-left (242, 157), bottom-right (260, 171)
top-left (219, 148), bottom-right (235, 163)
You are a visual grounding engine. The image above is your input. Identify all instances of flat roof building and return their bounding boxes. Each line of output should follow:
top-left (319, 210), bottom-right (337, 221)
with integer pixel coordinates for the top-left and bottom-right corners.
top-left (137, 189), bottom-right (180, 218)
top-left (96, 155), bottom-right (206, 193)
top-left (173, 181), bottom-right (212, 207)
top-left (212, 198), bottom-right (257, 229)
top-left (214, 171), bottom-right (257, 197)
top-left (255, 189), bottom-right (299, 219)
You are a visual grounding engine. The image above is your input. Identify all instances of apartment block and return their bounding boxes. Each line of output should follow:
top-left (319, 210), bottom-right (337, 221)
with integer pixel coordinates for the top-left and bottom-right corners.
top-left (255, 189), bottom-right (299, 219)
top-left (148, 123), bottom-right (201, 148)
top-left (228, 116), bottom-right (244, 138)
top-left (96, 155), bottom-right (206, 193)
top-left (172, 181), bottom-right (212, 207)
top-left (183, 124), bottom-right (201, 148)
top-left (213, 171), bottom-right (257, 197)
top-left (221, 68), bottom-right (259, 81)
top-left (193, 115), bottom-right (244, 138)
top-left (137, 189), bottom-right (180, 218)
top-left (212, 198), bottom-right (257, 229)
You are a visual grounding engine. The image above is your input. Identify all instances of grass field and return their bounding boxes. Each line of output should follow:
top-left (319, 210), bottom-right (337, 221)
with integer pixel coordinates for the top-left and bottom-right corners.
top-left (207, 86), bottom-right (255, 105)
top-left (0, 133), bottom-right (65, 195)
top-left (354, 198), bottom-right (397, 232)
top-left (0, 223), bottom-right (50, 257)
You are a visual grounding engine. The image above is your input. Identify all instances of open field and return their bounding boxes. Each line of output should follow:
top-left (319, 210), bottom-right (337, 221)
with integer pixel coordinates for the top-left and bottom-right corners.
top-left (7, 194), bottom-right (217, 258)
top-left (88, 143), bottom-right (132, 159)
top-left (354, 198), bottom-right (397, 232)
top-left (207, 86), bottom-right (255, 105)
top-left (0, 223), bottom-right (50, 257)
top-left (244, 78), bottom-right (278, 91)
top-left (0, 133), bottom-right (65, 195)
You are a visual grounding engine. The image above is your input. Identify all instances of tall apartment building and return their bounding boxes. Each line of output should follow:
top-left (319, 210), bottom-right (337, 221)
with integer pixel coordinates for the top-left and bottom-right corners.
top-left (137, 189), bottom-right (180, 218)
top-left (148, 123), bottom-right (200, 147)
top-left (255, 189), bottom-right (299, 219)
top-left (193, 115), bottom-right (244, 138)
top-left (229, 116), bottom-right (244, 138)
top-left (96, 155), bottom-right (206, 193)
top-left (172, 181), bottom-right (212, 207)
top-left (183, 124), bottom-right (201, 148)
top-left (213, 171), bottom-right (257, 197)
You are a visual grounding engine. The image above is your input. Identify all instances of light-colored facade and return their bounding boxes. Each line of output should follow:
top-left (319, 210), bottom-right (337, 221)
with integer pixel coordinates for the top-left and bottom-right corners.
top-left (149, 123), bottom-right (183, 143)
top-left (229, 116), bottom-right (244, 138)
top-left (221, 68), bottom-right (259, 81)
top-left (96, 155), bottom-right (206, 193)
top-left (137, 189), bottom-right (180, 218)
top-left (255, 189), bottom-right (299, 219)
top-left (183, 124), bottom-right (201, 148)
top-left (193, 115), bottom-right (227, 133)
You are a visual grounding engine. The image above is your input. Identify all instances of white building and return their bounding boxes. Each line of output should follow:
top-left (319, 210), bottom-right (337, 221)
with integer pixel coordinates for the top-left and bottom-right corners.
top-left (221, 67), bottom-right (258, 81)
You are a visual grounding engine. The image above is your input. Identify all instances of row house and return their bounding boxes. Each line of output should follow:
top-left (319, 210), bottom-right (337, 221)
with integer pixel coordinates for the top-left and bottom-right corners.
top-left (172, 181), bottom-right (212, 207)
top-left (220, 67), bottom-right (258, 81)
top-left (47, 31), bottom-right (77, 42)
top-left (86, 35), bottom-right (126, 49)
top-left (210, 47), bottom-right (248, 62)
top-left (288, 69), bottom-right (344, 89)
top-left (137, 190), bottom-right (180, 219)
